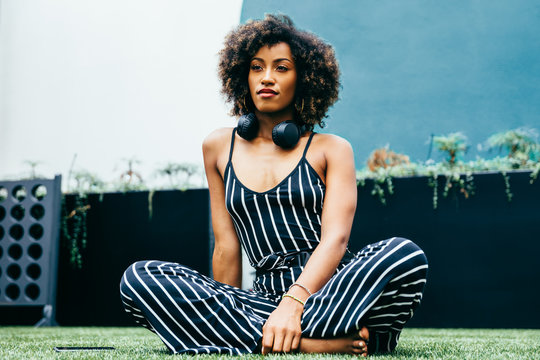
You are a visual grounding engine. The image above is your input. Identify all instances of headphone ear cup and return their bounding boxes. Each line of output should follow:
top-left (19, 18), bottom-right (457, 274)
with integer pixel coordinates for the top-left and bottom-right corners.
top-left (236, 113), bottom-right (259, 140)
top-left (272, 121), bottom-right (301, 148)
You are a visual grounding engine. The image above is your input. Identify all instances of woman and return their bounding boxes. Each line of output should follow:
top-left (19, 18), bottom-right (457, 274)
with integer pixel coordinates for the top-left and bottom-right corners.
top-left (120, 14), bottom-right (428, 356)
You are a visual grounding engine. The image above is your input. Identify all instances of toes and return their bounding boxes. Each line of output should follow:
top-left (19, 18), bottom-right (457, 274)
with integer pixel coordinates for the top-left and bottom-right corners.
top-left (359, 326), bottom-right (370, 343)
top-left (352, 345), bottom-right (368, 356)
top-left (354, 340), bottom-right (365, 348)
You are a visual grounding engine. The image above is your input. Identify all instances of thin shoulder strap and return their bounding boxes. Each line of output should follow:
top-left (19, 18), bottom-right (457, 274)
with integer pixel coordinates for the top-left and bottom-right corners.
top-left (228, 128), bottom-right (237, 164)
top-left (302, 132), bottom-right (316, 158)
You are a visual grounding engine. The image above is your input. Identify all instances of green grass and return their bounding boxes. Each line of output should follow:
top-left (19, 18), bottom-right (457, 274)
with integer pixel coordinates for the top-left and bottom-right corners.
top-left (0, 327), bottom-right (539, 359)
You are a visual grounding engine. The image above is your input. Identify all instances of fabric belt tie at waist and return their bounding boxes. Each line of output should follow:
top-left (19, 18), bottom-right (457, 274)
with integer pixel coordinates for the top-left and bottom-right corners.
top-left (255, 251), bottom-right (312, 276)
top-left (255, 250), bottom-right (356, 277)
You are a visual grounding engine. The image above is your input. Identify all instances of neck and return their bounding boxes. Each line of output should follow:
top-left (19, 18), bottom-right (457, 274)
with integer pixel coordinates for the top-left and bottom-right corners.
top-left (254, 107), bottom-right (295, 140)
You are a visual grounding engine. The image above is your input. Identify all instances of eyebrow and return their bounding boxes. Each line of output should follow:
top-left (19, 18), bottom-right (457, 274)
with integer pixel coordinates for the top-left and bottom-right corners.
top-left (251, 57), bottom-right (294, 64)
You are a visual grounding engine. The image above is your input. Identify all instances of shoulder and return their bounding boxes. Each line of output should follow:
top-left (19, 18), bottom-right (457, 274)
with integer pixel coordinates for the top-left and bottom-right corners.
top-left (312, 133), bottom-right (353, 158)
top-left (305, 133), bottom-right (354, 181)
top-left (202, 127), bottom-right (235, 155)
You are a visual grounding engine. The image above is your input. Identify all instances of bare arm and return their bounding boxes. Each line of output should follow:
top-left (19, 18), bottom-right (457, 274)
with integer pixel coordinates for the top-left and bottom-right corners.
top-left (291, 135), bottom-right (357, 295)
top-left (262, 135), bottom-right (357, 354)
top-left (202, 129), bottom-right (242, 288)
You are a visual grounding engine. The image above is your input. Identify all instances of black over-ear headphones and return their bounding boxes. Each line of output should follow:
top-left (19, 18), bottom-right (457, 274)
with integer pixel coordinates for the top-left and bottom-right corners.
top-left (236, 113), bottom-right (307, 149)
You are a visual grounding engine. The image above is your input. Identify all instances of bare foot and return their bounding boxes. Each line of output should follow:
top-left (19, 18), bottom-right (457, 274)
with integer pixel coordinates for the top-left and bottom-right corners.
top-left (299, 326), bottom-right (370, 356)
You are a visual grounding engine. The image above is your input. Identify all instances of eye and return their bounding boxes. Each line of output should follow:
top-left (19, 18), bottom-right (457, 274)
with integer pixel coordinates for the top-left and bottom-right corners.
top-left (276, 65), bottom-right (289, 72)
top-left (250, 64), bottom-right (263, 71)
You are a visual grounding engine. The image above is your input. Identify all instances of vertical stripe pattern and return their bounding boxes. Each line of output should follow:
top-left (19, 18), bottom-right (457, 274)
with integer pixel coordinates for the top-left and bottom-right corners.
top-left (119, 130), bottom-right (428, 355)
top-left (224, 132), bottom-right (325, 294)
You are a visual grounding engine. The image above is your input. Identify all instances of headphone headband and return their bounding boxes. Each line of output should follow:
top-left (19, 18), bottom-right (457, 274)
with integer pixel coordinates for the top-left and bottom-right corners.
top-left (236, 114), bottom-right (305, 148)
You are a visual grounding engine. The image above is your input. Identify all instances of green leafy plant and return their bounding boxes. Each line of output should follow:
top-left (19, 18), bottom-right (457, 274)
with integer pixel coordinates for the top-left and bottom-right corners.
top-left (357, 146), bottom-right (411, 205)
top-left (154, 162), bottom-right (202, 190)
top-left (357, 168), bottom-right (394, 205)
top-left (68, 170), bottom-right (107, 196)
top-left (433, 132), bottom-right (468, 166)
top-left (531, 162), bottom-right (540, 184)
top-left (61, 194), bottom-right (90, 269)
top-left (501, 171), bottom-right (513, 202)
top-left (357, 147), bottom-right (538, 208)
top-left (115, 157), bottom-right (146, 192)
top-left (487, 127), bottom-right (540, 164)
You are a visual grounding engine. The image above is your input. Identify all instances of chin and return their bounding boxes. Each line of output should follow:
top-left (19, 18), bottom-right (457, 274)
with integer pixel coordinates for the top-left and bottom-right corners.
top-left (255, 104), bottom-right (293, 116)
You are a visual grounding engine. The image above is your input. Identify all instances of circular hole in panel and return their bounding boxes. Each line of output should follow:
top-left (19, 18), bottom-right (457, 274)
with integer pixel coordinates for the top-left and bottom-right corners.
top-left (25, 283), bottom-right (40, 300)
top-left (7, 263), bottom-right (21, 280)
top-left (11, 205), bottom-right (25, 221)
top-left (30, 204), bottom-right (45, 221)
top-left (0, 246), bottom-right (3, 259)
top-left (0, 225), bottom-right (4, 240)
top-left (26, 263), bottom-right (41, 280)
top-left (9, 224), bottom-right (24, 240)
top-left (28, 243), bottom-right (43, 260)
top-left (12, 186), bottom-right (27, 202)
top-left (8, 244), bottom-right (23, 260)
top-left (31, 185), bottom-right (48, 201)
top-left (29, 224), bottom-right (44, 240)
top-left (6, 283), bottom-right (20, 300)
top-left (0, 206), bottom-right (5, 221)
top-left (0, 186), bottom-right (7, 202)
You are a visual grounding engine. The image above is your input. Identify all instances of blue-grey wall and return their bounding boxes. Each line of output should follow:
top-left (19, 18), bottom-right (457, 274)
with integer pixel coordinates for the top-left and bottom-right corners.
top-left (241, 1), bottom-right (540, 167)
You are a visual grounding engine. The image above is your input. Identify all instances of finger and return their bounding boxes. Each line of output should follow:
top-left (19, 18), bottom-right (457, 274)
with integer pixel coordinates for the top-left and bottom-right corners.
top-left (291, 333), bottom-right (301, 351)
top-left (261, 331), bottom-right (274, 355)
top-left (282, 333), bottom-right (295, 353)
top-left (272, 332), bottom-right (284, 353)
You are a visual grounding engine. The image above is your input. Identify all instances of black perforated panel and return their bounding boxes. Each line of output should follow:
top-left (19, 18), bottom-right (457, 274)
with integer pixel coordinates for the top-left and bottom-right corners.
top-left (0, 176), bottom-right (61, 307)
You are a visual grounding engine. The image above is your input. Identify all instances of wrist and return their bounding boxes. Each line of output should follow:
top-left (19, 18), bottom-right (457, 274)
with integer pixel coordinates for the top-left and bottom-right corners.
top-left (281, 294), bottom-right (306, 312)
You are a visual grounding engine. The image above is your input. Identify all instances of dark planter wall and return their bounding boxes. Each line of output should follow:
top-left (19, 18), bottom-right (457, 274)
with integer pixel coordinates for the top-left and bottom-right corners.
top-left (349, 171), bottom-right (540, 328)
top-left (55, 189), bottom-right (210, 326)
top-left (3, 172), bottom-right (538, 328)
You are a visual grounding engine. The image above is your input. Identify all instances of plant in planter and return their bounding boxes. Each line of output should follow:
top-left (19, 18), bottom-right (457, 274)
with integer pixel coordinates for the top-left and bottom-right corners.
top-left (486, 127), bottom-right (540, 164)
top-left (154, 162), bottom-right (202, 190)
top-left (68, 170), bottom-right (107, 196)
top-left (357, 129), bottom-right (540, 208)
top-left (114, 157), bottom-right (146, 192)
top-left (428, 132), bottom-right (475, 208)
top-left (357, 146), bottom-right (412, 205)
top-left (432, 132), bottom-right (468, 166)
top-left (61, 195), bottom-right (89, 269)
top-left (61, 170), bottom-right (105, 269)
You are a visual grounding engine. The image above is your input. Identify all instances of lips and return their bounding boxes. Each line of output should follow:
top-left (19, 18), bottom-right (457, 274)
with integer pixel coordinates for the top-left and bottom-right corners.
top-left (257, 88), bottom-right (278, 95)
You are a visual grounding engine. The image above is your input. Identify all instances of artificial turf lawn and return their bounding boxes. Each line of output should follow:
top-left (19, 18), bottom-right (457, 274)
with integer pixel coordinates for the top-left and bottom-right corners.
top-left (0, 327), bottom-right (539, 359)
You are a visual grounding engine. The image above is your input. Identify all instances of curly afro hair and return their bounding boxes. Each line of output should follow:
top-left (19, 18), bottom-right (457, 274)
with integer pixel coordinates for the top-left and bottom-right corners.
top-left (218, 14), bottom-right (340, 129)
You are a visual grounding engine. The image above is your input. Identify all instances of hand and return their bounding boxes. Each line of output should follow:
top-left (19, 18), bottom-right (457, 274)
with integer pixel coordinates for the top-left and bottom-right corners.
top-left (261, 296), bottom-right (304, 354)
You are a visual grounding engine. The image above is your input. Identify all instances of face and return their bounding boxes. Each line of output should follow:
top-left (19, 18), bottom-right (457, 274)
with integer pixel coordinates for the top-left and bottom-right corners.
top-left (248, 42), bottom-right (297, 116)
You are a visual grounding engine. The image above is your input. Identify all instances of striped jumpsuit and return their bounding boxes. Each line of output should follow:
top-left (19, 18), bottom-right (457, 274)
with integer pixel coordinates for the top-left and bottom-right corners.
top-left (120, 131), bottom-right (428, 355)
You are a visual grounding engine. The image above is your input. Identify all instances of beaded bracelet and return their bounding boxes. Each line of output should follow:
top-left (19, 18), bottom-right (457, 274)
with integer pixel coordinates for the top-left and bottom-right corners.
top-left (282, 293), bottom-right (306, 306)
top-left (289, 282), bottom-right (313, 297)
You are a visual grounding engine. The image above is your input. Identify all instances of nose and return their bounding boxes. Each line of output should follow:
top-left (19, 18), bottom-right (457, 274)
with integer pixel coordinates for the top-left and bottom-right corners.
top-left (261, 68), bottom-right (275, 85)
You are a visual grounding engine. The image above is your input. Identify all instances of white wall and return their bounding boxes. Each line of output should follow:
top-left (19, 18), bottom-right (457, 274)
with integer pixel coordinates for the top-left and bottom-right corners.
top-left (0, 0), bottom-right (243, 188)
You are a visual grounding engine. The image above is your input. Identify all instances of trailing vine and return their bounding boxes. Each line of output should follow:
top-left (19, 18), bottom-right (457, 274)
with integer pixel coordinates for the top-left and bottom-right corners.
top-left (501, 171), bottom-right (513, 202)
top-left (370, 173), bottom-right (394, 206)
top-left (148, 189), bottom-right (155, 221)
top-left (61, 194), bottom-right (90, 269)
top-left (428, 174), bottom-right (439, 209)
top-left (425, 168), bottom-right (475, 209)
top-left (531, 162), bottom-right (540, 184)
top-left (357, 168), bottom-right (396, 206)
